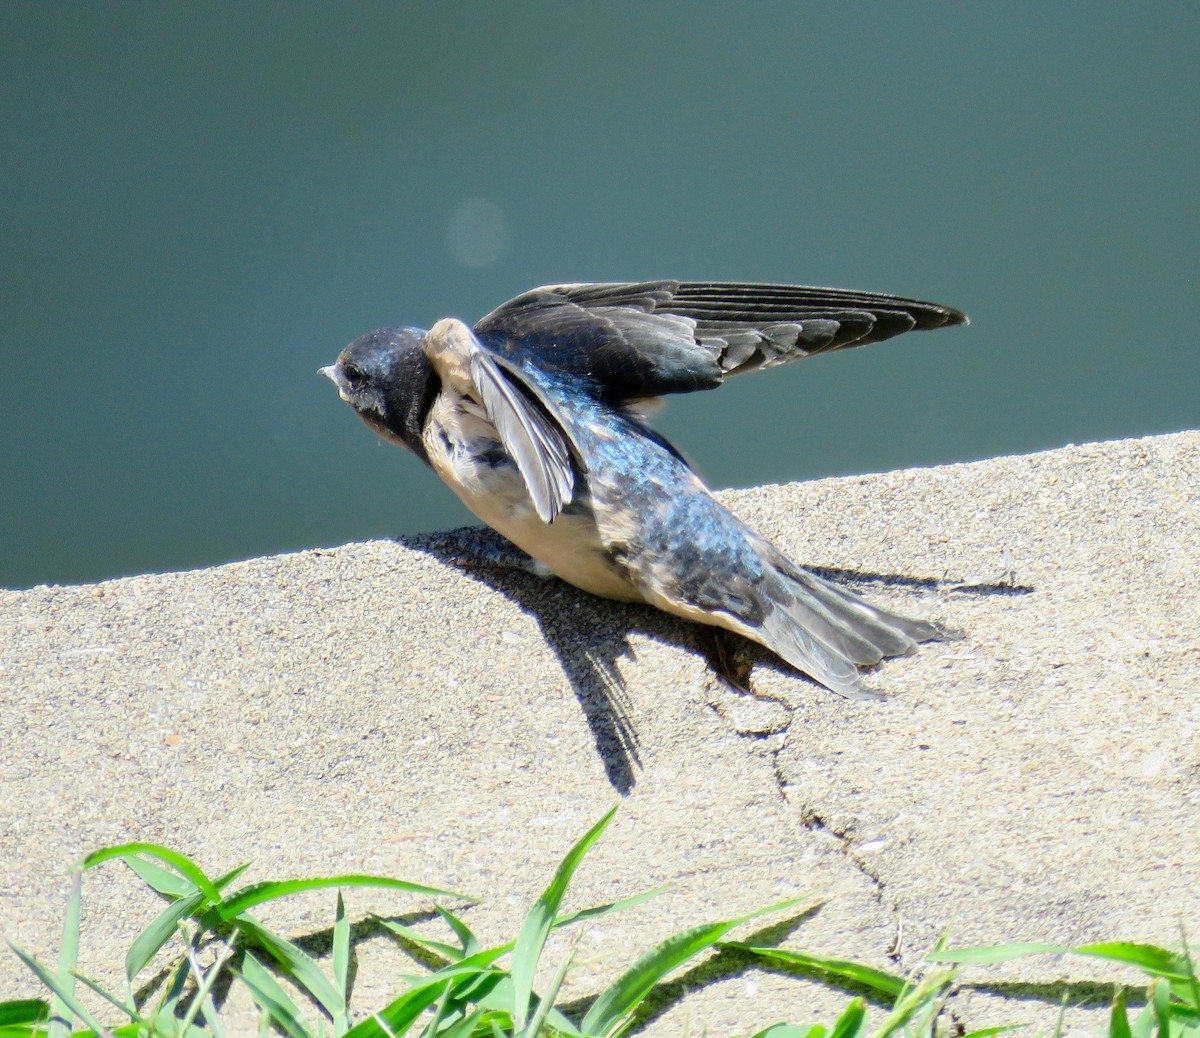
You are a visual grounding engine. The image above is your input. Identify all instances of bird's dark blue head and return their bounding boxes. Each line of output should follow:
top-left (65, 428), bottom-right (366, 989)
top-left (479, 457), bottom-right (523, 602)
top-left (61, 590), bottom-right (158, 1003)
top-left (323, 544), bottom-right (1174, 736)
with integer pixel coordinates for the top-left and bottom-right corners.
top-left (320, 326), bottom-right (438, 464)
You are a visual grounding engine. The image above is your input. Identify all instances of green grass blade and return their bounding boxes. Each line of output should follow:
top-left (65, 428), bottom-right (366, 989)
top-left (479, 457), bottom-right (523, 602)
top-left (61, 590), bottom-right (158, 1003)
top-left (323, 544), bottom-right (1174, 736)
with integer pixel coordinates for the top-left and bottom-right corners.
top-left (580, 896), bottom-right (805, 1037)
top-left (933, 938), bottom-right (1200, 1014)
top-left (469, 972), bottom-right (516, 1014)
top-left (1179, 932), bottom-right (1200, 1011)
top-left (1110, 989), bottom-right (1133, 1038)
top-left (47, 870), bottom-right (82, 1038)
top-left (927, 943), bottom-right (1061, 965)
top-left (1150, 978), bottom-right (1173, 1038)
top-left (83, 845), bottom-right (223, 905)
top-left (198, 987), bottom-right (230, 1038)
top-left (211, 860), bottom-right (255, 891)
top-left (377, 884), bottom-right (665, 975)
top-left (436, 906), bottom-right (481, 958)
top-left (511, 804), bottom-right (619, 1030)
top-left (441, 965), bottom-right (508, 1009)
top-left (904, 980), bottom-right (951, 1038)
top-left (441, 971), bottom-right (511, 1031)
top-left (957, 1028), bottom-right (1026, 1038)
top-left (1128, 1002), bottom-right (1156, 1038)
top-left (150, 954), bottom-right (191, 1026)
top-left (121, 856), bottom-right (251, 929)
top-left (425, 975), bottom-right (517, 1037)
top-left (828, 997), bottom-right (867, 1038)
top-left (418, 977), bottom-right (458, 1037)
top-left (342, 949), bottom-right (510, 1038)
top-left (123, 855), bottom-right (197, 899)
top-left (373, 917), bottom-right (465, 963)
top-left (434, 1006), bottom-right (487, 1038)
top-left (178, 932), bottom-right (238, 1036)
top-left (6, 945), bottom-right (108, 1038)
top-left (238, 917), bottom-right (345, 1021)
top-left (333, 893), bottom-right (351, 1035)
top-left (0, 999), bottom-right (50, 1026)
top-left (552, 886), bottom-right (671, 929)
top-left (541, 1003), bottom-right (584, 1037)
top-left (749, 1026), bottom-right (826, 1038)
top-left (377, 883), bottom-right (666, 981)
top-left (239, 954), bottom-right (314, 1038)
top-left (868, 970), bottom-right (954, 1038)
top-left (367, 1012), bottom-right (401, 1038)
top-left (69, 971), bottom-right (141, 1023)
top-left (343, 978), bottom-right (455, 1038)
top-left (1076, 943), bottom-right (1192, 983)
top-left (217, 876), bottom-right (471, 921)
top-left (724, 944), bottom-right (907, 997)
top-left (1053, 996), bottom-right (1069, 1038)
top-left (520, 934), bottom-right (578, 1038)
top-left (125, 889), bottom-right (206, 981)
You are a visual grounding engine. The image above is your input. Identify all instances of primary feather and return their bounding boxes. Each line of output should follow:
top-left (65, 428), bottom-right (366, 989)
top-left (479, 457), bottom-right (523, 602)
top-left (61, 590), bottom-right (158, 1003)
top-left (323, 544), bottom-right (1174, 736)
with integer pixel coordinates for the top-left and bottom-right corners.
top-left (475, 281), bottom-right (966, 400)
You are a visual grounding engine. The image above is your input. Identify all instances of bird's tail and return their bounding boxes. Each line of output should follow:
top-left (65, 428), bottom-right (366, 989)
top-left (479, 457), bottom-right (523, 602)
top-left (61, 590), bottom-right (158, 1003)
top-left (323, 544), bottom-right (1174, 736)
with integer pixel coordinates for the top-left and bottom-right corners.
top-left (755, 545), bottom-right (949, 699)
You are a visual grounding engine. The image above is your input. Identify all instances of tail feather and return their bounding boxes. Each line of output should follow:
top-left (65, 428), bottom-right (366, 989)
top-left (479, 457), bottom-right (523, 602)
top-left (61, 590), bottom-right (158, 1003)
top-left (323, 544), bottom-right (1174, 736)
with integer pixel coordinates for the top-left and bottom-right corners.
top-left (758, 556), bottom-right (946, 699)
top-left (790, 568), bottom-right (944, 656)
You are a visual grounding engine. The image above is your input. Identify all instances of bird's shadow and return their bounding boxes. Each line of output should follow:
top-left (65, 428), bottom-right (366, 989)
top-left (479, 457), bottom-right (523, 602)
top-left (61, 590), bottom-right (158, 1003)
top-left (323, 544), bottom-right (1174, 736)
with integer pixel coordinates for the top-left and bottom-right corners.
top-left (810, 564), bottom-right (1035, 598)
top-left (401, 527), bottom-right (1029, 794)
top-left (403, 528), bottom-right (672, 794)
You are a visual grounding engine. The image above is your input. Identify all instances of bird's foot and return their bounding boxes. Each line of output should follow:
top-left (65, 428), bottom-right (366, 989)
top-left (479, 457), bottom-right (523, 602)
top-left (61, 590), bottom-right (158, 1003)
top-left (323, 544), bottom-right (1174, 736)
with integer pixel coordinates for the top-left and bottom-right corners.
top-left (706, 630), bottom-right (758, 697)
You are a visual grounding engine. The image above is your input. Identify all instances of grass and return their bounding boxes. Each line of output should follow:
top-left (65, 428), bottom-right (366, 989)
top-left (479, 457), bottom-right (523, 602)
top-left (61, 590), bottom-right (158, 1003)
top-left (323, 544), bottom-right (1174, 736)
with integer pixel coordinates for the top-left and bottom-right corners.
top-left (1, 807), bottom-right (1196, 1037)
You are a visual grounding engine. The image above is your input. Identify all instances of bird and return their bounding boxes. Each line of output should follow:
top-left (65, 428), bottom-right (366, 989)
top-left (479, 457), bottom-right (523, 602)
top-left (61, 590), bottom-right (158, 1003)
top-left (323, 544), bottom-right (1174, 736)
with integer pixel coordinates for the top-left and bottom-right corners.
top-left (320, 281), bottom-right (966, 698)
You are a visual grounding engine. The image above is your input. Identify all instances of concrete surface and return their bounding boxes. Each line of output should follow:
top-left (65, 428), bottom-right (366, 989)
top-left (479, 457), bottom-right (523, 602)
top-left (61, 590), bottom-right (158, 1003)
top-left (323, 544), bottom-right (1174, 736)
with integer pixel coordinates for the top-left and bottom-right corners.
top-left (2, 430), bottom-right (1198, 1035)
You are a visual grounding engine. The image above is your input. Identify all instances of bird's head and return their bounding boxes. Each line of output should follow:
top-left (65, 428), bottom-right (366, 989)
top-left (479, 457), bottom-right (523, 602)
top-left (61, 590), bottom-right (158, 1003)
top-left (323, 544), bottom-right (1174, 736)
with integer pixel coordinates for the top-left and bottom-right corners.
top-left (320, 326), bottom-right (438, 463)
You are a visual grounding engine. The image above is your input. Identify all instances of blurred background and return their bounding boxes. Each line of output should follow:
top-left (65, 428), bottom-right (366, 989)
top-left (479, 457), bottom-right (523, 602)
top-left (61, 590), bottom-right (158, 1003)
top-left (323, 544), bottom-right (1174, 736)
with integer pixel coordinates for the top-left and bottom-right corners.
top-left (2, 3), bottom-right (1196, 589)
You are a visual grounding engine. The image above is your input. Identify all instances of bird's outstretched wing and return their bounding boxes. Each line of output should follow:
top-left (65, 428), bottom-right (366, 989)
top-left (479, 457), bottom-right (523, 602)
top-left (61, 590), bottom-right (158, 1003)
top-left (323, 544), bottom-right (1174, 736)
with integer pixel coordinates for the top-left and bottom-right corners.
top-left (474, 281), bottom-right (966, 404)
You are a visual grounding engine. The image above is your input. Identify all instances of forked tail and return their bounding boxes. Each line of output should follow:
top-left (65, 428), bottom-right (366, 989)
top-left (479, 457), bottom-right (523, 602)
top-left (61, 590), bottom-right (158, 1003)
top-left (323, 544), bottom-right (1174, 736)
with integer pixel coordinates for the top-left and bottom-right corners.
top-left (757, 548), bottom-right (949, 699)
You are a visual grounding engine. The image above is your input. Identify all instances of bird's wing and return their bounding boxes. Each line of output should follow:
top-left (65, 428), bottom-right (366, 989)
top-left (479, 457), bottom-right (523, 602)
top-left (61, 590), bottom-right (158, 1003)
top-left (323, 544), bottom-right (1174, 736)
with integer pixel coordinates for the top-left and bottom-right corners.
top-left (425, 318), bottom-right (576, 524)
top-left (474, 281), bottom-right (966, 403)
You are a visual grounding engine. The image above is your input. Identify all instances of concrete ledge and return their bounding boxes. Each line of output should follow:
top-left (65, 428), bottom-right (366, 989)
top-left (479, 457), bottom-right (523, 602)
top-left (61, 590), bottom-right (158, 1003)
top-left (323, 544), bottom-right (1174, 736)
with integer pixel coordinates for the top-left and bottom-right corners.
top-left (2, 430), bottom-right (1198, 1034)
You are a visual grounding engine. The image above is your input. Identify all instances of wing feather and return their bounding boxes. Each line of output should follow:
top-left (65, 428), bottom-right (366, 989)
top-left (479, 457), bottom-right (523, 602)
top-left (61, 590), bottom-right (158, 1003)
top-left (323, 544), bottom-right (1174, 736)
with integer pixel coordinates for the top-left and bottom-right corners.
top-left (475, 281), bottom-right (965, 403)
top-left (468, 350), bottom-right (575, 523)
top-left (424, 318), bottom-right (576, 524)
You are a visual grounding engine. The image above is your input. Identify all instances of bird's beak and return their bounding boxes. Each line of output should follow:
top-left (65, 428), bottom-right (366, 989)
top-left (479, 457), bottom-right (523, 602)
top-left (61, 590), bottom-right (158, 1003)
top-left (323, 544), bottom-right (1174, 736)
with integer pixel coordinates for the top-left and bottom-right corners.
top-left (318, 363), bottom-right (351, 402)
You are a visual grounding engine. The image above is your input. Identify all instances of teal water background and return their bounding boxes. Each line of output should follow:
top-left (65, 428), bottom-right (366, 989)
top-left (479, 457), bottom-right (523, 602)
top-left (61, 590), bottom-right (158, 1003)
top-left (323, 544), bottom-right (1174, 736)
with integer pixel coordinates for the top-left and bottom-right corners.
top-left (2, 3), bottom-right (1196, 589)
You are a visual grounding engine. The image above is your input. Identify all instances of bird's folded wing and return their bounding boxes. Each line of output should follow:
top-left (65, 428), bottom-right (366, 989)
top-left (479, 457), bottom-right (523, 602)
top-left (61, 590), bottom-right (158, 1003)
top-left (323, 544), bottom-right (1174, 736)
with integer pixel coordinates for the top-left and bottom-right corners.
top-left (424, 317), bottom-right (577, 524)
top-left (469, 350), bottom-right (575, 524)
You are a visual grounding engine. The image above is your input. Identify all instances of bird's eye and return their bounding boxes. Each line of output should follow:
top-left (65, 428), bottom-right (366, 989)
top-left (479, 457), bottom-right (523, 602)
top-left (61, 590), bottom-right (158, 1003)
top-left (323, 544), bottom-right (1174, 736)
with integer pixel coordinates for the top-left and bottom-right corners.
top-left (343, 363), bottom-right (365, 388)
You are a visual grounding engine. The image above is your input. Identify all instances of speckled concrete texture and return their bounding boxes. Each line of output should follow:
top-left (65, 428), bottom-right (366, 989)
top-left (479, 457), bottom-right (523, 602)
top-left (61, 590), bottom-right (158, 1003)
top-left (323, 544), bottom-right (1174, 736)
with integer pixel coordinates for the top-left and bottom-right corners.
top-left (2, 430), bottom-right (1197, 1035)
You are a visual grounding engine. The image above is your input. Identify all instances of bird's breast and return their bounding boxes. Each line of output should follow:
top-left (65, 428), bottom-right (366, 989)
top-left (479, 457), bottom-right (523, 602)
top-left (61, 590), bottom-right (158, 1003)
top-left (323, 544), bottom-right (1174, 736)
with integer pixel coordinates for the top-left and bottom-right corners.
top-left (422, 392), bottom-right (643, 603)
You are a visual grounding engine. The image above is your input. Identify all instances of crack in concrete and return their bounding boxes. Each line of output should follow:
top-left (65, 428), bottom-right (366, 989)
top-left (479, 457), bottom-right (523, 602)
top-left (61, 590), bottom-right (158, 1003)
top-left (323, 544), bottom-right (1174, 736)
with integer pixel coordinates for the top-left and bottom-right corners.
top-left (710, 674), bottom-right (956, 990)
top-left (712, 682), bottom-right (909, 961)
top-left (794, 806), bottom-right (909, 966)
top-left (791, 807), bottom-right (973, 1036)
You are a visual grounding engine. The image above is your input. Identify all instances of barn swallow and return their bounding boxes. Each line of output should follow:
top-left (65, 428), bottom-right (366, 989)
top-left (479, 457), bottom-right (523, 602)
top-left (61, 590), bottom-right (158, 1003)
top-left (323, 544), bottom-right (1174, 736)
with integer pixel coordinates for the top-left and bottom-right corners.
top-left (320, 281), bottom-right (966, 698)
